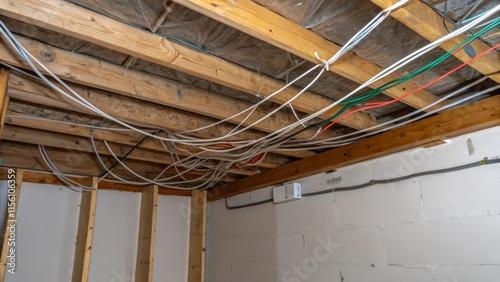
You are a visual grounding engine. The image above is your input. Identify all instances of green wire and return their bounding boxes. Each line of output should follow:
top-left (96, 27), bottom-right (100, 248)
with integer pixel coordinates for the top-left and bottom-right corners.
top-left (280, 18), bottom-right (500, 142)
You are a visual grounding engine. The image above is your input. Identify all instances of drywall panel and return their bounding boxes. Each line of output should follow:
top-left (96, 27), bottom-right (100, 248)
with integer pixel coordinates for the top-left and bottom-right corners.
top-left (3, 183), bottom-right (80, 282)
top-left (88, 190), bottom-right (141, 282)
top-left (153, 195), bottom-right (190, 282)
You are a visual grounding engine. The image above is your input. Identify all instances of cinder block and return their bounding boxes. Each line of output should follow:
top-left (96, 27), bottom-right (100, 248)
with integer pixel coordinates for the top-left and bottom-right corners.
top-left (330, 164), bottom-right (372, 187)
top-left (231, 263), bottom-right (276, 282)
top-left (340, 265), bottom-right (434, 282)
top-left (278, 263), bottom-right (341, 282)
top-left (277, 232), bottom-right (306, 264)
top-left (333, 181), bottom-right (422, 225)
top-left (229, 235), bottom-right (252, 263)
top-left (385, 216), bottom-right (500, 264)
top-left (205, 262), bottom-right (231, 282)
top-left (435, 265), bottom-right (500, 282)
top-left (303, 228), bottom-right (386, 265)
top-left (230, 202), bottom-right (275, 235)
top-left (207, 199), bottom-right (232, 237)
top-left (371, 127), bottom-right (500, 182)
top-left (459, 127), bottom-right (500, 157)
top-left (276, 194), bottom-right (335, 232)
top-left (250, 233), bottom-right (276, 264)
top-left (206, 235), bottom-right (232, 263)
top-left (421, 165), bottom-right (500, 218)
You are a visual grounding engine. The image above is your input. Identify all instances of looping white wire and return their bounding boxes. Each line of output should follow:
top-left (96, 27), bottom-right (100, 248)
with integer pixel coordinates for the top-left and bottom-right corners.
top-left (314, 51), bottom-right (330, 71)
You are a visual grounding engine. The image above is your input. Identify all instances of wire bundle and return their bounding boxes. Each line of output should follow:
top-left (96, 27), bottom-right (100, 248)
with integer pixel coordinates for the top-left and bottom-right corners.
top-left (0, 1), bottom-right (498, 191)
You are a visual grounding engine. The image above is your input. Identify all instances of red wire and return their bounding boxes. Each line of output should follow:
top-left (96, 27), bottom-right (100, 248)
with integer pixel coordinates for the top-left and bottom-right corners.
top-left (243, 152), bottom-right (266, 167)
top-left (320, 43), bottom-right (500, 134)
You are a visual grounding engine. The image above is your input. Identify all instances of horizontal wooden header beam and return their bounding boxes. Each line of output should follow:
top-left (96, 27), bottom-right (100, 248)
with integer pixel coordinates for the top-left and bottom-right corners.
top-left (208, 96), bottom-right (500, 201)
top-left (174, 0), bottom-right (443, 111)
top-left (0, 0), bottom-right (376, 131)
top-left (0, 169), bottom-right (192, 196)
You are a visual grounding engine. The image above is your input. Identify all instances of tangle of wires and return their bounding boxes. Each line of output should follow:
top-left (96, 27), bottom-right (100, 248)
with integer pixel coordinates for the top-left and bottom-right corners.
top-left (0, 0), bottom-right (499, 192)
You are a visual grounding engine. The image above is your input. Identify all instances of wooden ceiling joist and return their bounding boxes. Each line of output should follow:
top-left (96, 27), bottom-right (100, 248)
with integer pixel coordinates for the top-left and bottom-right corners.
top-left (2, 124), bottom-right (255, 178)
top-left (173, 0), bottom-right (444, 110)
top-left (208, 96), bottom-right (500, 200)
top-left (0, 0), bottom-right (377, 131)
top-left (371, 0), bottom-right (500, 84)
top-left (4, 108), bottom-right (287, 171)
top-left (1, 36), bottom-right (320, 161)
top-left (0, 169), bottom-right (193, 196)
top-left (5, 74), bottom-right (294, 170)
top-left (0, 35), bottom-right (342, 141)
top-left (0, 140), bottom-right (232, 182)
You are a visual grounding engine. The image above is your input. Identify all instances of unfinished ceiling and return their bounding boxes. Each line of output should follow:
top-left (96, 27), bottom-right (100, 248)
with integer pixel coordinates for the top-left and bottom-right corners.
top-left (0, 0), bottom-right (498, 194)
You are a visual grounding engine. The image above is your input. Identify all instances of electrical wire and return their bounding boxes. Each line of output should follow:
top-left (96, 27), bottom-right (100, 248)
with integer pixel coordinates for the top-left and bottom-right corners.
top-left (225, 158), bottom-right (500, 209)
top-left (320, 41), bottom-right (500, 132)
top-left (1, 1), bottom-right (497, 191)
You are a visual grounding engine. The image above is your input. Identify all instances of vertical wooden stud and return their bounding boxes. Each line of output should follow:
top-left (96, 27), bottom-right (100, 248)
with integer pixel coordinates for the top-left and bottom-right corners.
top-left (188, 190), bottom-right (207, 282)
top-left (135, 185), bottom-right (158, 282)
top-left (72, 177), bottom-right (98, 282)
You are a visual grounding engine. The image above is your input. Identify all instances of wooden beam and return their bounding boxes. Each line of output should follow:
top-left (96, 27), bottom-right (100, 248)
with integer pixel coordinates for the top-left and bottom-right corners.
top-left (0, 140), bottom-right (238, 182)
top-left (208, 96), bottom-right (500, 201)
top-left (188, 190), bottom-right (207, 282)
top-left (6, 73), bottom-right (304, 165)
top-left (2, 124), bottom-right (255, 178)
top-left (371, 0), bottom-right (500, 84)
top-left (135, 185), bottom-right (158, 282)
top-left (173, 0), bottom-right (443, 111)
top-left (72, 177), bottom-right (98, 282)
top-left (0, 68), bottom-right (9, 141)
top-left (0, 36), bottom-right (348, 140)
top-left (6, 106), bottom-right (310, 163)
top-left (0, 169), bottom-right (192, 196)
top-left (0, 0), bottom-right (377, 131)
top-left (0, 169), bottom-right (23, 279)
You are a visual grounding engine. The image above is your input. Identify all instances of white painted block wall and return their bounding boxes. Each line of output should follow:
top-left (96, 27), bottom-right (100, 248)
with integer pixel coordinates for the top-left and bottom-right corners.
top-left (206, 126), bottom-right (500, 282)
top-left (0, 182), bottom-right (190, 282)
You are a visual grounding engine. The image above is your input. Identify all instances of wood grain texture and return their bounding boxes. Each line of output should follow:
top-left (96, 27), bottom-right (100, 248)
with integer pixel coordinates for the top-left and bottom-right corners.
top-left (188, 190), bottom-right (207, 282)
top-left (371, 0), bottom-right (500, 84)
top-left (208, 96), bottom-right (500, 200)
top-left (72, 177), bottom-right (98, 282)
top-left (0, 35), bottom-right (343, 141)
top-left (0, 140), bottom-right (234, 182)
top-left (0, 170), bottom-right (192, 196)
top-left (173, 0), bottom-right (444, 110)
top-left (135, 185), bottom-right (158, 282)
top-left (0, 68), bottom-right (9, 141)
top-left (0, 0), bottom-right (377, 130)
top-left (5, 72), bottom-right (307, 166)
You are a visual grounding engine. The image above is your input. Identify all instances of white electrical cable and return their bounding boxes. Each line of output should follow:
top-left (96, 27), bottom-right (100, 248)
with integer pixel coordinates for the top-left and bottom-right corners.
top-left (0, 1), bottom-right (496, 189)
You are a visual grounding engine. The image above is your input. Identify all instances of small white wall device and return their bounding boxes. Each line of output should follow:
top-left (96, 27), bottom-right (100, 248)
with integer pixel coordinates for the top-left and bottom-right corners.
top-left (273, 183), bottom-right (301, 203)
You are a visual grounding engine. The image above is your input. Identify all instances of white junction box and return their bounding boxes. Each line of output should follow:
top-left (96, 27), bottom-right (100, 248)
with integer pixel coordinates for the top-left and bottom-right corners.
top-left (273, 183), bottom-right (301, 204)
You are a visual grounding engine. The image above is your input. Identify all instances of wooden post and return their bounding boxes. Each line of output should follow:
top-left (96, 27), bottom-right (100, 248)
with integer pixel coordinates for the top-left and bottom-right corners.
top-left (72, 177), bottom-right (98, 282)
top-left (0, 169), bottom-right (23, 280)
top-left (188, 190), bottom-right (207, 282)
top-left (135, 185), bottom-right (158, 282)
top-left (0, 68), bottom-right (10, 140)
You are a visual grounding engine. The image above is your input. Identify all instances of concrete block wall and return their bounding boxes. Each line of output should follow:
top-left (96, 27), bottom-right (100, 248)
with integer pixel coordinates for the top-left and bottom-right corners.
top-left (206, 198), bottom-right (277, 282)
top-left (206, 126), bottom-right (500, 282)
